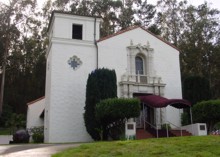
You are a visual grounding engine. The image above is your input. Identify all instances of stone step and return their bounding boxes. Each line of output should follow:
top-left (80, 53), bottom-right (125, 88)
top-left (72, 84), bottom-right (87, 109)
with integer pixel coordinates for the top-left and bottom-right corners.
top-left (136, 128), bottom-right (155, 139)
top-left (170, 130), bottom-right (192, 137)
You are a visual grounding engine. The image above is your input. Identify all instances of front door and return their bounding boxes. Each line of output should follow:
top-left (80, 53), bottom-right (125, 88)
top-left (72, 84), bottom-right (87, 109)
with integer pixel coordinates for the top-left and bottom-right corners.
top-left (136, 104), bottom-right (155, 129)
top-left (136, 103), bottom-right (148, 128)
top-left (136, 110), bottom-right (144, 128)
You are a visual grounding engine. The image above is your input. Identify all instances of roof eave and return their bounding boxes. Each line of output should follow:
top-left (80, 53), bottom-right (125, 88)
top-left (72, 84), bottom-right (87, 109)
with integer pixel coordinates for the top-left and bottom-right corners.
top-left (27, 96), bottom-right (45, 106)
top-left (97, 26), bottom-right (180, 52)
top-left (47, 10), bottom-right (102, 33)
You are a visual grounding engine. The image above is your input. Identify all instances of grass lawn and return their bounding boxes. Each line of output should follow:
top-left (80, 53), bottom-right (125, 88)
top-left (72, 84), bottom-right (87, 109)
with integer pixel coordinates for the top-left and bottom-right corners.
top-left (0, 128), bottom-right (11, 135)
top-left (53, 136), bottom-right (220, 157)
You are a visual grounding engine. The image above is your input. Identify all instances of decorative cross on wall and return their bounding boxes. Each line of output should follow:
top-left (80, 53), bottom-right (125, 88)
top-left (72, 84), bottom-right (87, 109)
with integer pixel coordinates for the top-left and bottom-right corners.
top-left (68, 55), bottom-right (82, 70)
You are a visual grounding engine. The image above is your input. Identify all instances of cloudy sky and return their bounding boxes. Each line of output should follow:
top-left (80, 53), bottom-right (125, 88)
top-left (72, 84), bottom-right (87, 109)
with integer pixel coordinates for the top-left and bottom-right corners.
top-left (148, 0), bottom-right (220, 9)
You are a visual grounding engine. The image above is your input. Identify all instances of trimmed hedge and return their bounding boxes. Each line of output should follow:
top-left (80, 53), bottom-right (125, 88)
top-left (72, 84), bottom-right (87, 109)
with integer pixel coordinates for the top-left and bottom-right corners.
top-left (193, 99), bottom-right (220, 132)
top-left (96, 98), bottom-right (140, 123)
top-left (96, 98), bottom-right (140, 125)
top-left (96, 98), bottom-right (140, 140)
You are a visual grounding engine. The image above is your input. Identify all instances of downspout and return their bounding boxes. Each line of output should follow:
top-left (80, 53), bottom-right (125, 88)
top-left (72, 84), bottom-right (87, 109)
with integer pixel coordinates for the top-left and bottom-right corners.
top-left (94, 17), bottom-right (98, 69)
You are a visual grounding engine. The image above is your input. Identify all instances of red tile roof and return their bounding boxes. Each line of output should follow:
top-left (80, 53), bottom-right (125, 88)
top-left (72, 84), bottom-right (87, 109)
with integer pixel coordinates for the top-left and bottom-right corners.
top-left (27, 96), bottom-right (45, 106)
top-left (97, 26), bottom-right (179, 51)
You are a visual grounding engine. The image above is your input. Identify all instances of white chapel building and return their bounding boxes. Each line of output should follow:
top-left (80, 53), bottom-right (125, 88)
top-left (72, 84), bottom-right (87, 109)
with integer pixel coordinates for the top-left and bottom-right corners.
top-left (26, 11), bottom-right (191, 143)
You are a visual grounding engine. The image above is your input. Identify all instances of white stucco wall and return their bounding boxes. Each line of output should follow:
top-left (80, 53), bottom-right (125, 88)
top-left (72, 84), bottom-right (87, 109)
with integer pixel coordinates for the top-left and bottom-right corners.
top-left (98, 27), bottom-right (183, 127)
top-left (45, 41), bottom-right (96, 143)
top-left (26, 97), bottom-right (45, 129)
top-left (51, 13), bottom-right (101, 41)
top-left (182, 123), bottom-right (207, 136)
top-left (45, 12), bottom-right (101, 143)
top-left (44, 47), bottom-right (52, 142)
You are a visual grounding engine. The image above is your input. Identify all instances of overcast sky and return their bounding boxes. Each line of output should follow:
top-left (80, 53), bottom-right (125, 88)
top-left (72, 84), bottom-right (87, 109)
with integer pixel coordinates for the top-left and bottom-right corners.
top-left (0, 0), bottom-right (220, 11)
top-left (148, 0), bottom-right (220, 9)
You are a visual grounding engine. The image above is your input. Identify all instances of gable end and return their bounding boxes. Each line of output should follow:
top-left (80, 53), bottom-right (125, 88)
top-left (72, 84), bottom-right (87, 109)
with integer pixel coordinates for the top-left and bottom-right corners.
top-left (98, 26), bottom-right (179, 52)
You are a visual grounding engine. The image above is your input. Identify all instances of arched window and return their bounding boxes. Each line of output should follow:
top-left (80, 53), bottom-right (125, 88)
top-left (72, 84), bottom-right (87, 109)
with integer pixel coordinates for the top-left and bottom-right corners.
top-left (135, 56), bottom-right (144, 74)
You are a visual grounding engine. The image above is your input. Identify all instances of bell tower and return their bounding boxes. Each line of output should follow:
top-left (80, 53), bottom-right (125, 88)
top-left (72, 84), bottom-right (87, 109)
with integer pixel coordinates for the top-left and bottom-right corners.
top-left (44, 11), bottom-right (101, 143)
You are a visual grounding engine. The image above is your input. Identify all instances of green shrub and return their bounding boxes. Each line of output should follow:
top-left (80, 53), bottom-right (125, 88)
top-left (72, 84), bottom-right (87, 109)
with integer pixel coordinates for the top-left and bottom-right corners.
top-left (0, 104), bottom-right (13, 127)
top-left (6, 113), bottom-right (26, 134)
top-left (32, 133), bottom-right (44, 143)
top-left (214, 122), bottom-right (220, 130)
top-left (84, 68), bottom-right (117, 140)
top-left (96, 98), bottom-right (140, 123)
top-left (193, 99), bottom-right (220, 132)
top-left (161, 124), bottom-right (171, 130)
top-left (29, 126), bottom-right (44, 143)
top-left (96, 98), bottom-right (140, 140)
top-left (0, 128), bottom-right (11, 135)
top-left (108, 123), bottom-right (125, 140)
top-left (181, 112), bottom-right (190, 126)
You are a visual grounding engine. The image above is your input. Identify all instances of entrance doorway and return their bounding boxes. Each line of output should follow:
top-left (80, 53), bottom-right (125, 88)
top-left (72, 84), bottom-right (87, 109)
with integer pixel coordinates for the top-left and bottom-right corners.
top-left (136, 103), bottom-right (155, 128)
top-left (133, 93), bottom-right (156, 129)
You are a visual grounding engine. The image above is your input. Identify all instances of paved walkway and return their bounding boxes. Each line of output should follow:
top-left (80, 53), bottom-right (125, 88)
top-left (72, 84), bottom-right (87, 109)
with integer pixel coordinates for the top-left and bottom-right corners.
top-left (0, 143), bottom-right (81, 157)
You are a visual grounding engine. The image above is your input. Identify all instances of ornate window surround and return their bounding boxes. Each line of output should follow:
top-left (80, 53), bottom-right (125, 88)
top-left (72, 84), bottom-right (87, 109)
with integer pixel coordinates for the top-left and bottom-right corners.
top-left (127, 40), bottom-right (154, 76)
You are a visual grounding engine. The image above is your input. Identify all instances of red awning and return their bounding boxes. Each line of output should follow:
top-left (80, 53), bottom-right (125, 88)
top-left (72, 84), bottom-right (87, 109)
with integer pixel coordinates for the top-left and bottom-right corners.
top-left (138, 95), bottom-right (191, 109)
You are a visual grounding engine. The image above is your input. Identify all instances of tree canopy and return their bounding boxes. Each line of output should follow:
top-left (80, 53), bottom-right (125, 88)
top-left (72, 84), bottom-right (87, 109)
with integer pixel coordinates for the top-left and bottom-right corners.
top-left (183, 76), bottom-right (211, 105)
top-left (0, 0), bottom-right (46, 117)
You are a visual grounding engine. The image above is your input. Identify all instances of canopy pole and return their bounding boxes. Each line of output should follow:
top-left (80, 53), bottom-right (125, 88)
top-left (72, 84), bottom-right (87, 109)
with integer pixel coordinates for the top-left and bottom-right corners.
top-left (156, 108), bottom-right (158, 138)
top-left (190, 107), bottom-right (193, 124)
top-left (190, 107), bottom-right (193, 135)
top-left (143, 103), bottom-right (145, 130)
top-left (179, 109), bottom-right (182, 136)
top-left (165, 108), bottom-right (169, 138)
top-left (160, 108), bottom-right (162, 127)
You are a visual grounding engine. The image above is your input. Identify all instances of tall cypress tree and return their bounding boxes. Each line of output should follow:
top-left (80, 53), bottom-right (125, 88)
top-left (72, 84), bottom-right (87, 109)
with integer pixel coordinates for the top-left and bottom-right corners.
top-left (84, 68), bottom-right (117, 140)
top-left (182, 75), bottom-right (211, 125)
top-left (183, 76), bottom-right (211, 105)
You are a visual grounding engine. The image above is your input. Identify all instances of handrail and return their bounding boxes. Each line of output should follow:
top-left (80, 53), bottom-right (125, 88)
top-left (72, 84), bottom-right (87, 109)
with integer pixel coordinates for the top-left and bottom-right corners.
top-left (166, 121), bottom-right (182, 137)
top-left (143, 120), bottom-right (184, 138)
top-left (144, 120), bottom-right (157, 129)
top-left (167, 121), bottom-right (179, 128)
top-left (144, 120), bottom-right (159, 138)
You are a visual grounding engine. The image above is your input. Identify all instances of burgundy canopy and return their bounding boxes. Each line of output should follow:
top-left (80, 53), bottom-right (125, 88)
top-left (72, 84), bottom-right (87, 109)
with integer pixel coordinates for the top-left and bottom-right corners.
top-left (138, 95), bottom-right (191, 109)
